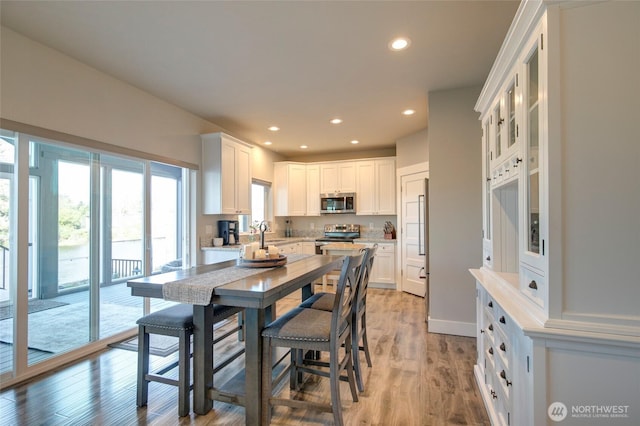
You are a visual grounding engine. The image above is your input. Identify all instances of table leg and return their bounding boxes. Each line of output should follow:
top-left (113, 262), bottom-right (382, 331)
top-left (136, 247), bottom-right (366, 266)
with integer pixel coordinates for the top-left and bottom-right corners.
top-left (244, 307), bottom-right (267, 425)
top-left (193, 304), bottom-right (214, 415)
top-left (301, 282), bottom-right (313, 300)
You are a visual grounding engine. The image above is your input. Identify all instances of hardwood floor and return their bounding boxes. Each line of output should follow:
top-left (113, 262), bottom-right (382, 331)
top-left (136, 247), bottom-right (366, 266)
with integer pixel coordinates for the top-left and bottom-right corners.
top-left (0, 288), bottom-right (489, 426)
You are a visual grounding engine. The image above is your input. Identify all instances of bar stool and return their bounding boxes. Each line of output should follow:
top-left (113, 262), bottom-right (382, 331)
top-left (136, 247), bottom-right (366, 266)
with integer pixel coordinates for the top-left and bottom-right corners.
top-left (300, 245), bottom-right (376, 392)
top-left (261, 253), bottom-right (364, 426)
top-left (136, 303), bottom-right (243, 417)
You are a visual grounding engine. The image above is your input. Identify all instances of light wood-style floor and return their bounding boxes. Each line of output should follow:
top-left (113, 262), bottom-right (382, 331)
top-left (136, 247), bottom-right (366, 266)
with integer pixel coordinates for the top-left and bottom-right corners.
top-left (0, 288), bottom-right (489, 426)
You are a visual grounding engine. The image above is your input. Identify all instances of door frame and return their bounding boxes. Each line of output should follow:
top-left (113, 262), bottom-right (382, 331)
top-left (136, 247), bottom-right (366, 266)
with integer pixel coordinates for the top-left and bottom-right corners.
top-left (396, 162), bottom-right (429, 293)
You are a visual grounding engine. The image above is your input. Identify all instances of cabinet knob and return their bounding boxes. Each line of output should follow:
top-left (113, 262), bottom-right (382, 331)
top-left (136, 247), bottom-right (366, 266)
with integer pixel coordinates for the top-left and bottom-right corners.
top-left (499, 316), bottom-right (506, 324)
top-left (505, 168), bottom-right (509, 172)
top-left (500, 342), bottom-right (506, 352)
top-left (486, 256), bottom-right (491, 261)
top-left (480, 329), bottom-right (485, 334)
top-left (529, 280), bottom-right (538, 290)
top-left (516, 158), bottom-right (523, 163)
top-left (488, 347), bottom-right (494, 355)
top-left (488, 324), bottom-right (493, 331)
top-left (488, 301), bottom-right (493, 308)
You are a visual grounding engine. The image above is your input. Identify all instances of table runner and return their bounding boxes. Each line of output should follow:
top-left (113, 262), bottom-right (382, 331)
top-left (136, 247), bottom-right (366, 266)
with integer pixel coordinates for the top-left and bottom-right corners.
top-left (163, 254), bottom-right (311, 305)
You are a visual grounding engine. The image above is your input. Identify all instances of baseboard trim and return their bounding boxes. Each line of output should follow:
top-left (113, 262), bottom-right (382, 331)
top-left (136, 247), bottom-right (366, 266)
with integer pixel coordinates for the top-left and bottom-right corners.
top-left (427, 318), bottom-right (476, 337)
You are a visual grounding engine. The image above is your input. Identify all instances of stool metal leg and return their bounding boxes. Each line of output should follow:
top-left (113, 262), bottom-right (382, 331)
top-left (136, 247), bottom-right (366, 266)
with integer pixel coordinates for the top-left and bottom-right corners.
top-left (137, 325), bottom-right (150, 408)
top-left (177, 328), bottom-right (190, 417)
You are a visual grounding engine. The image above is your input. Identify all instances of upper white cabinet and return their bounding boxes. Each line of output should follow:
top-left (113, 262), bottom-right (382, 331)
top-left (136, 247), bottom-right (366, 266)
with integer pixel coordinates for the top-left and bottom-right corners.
top-left (356, 159), bottom-right (396, 215)
top-left (274, 162), bottom-right (319, 216)
top-left (201, 132), bottom-right (252, 215)
top-left (306, 164), bottom-right (321, 216)
top-left (473, 2), bottom-right (640, 425)
top-left (320, 161), bottom-right (356, 193)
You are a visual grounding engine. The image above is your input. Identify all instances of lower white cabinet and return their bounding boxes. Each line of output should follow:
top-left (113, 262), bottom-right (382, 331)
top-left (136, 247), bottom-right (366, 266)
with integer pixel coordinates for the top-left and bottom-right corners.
top-left (362, 242), bottom-right (395, 288)
top-left (278, 242), bottom-right (302, 255)
top-left (473, 270), bottom-right (640, 426)
top-left (202, 249), bottom-right (239, 265)
top-left (301, 242), bottom-right (316, 255)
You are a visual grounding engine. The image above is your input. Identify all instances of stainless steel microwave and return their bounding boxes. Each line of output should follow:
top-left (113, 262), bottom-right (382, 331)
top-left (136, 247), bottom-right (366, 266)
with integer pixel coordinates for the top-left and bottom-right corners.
top-left (320, 193), bottom-right (356, 214)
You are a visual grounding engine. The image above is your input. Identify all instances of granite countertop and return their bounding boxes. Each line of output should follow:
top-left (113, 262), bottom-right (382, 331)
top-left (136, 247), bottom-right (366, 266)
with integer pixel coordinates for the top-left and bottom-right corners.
top-left (201, 237), bottom-right (312, 251)
top-left (354, 238), bottom-right (397, 244)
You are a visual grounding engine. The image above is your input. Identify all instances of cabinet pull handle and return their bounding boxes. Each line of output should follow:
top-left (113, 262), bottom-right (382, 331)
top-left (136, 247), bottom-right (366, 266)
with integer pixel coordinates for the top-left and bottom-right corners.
top-left (516, 157), bottom-right (522, 163)
top-left (480, 329), bottom-right (485, 334)
top-left (488, 324), bottom-right (493, 331)
top-left (529, 280), bottom-right (538, 290)
top-left (491, 389), bottom-right (498, 399)
top-left (500, 370), bottom-right (513, 386)
top-left (488, 301), bottom-right (493, 308)
top-left (500, 342), bottom-right (506, 352)
top-left (505, 168), bottom-right (509, 172)
top-left (499, 316), bottom-right (506, 324)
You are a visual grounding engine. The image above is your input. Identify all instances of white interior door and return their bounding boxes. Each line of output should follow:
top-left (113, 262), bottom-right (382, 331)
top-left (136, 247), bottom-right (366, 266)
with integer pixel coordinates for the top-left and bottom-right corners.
top-left (401, 171), bottom-right (428, 297)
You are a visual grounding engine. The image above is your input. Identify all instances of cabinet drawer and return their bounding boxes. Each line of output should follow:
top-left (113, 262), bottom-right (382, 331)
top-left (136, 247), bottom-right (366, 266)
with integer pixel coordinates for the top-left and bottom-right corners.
top-left (520, 264), bottom-right (545, 308)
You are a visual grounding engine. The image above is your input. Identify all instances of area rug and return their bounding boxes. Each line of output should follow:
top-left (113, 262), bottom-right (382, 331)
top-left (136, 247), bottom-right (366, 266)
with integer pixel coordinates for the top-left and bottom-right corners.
top-left (109, 334), bottom-right (180, 357)
top-left (0, 299), bottom-right (69, 321)
top-left (0, 302), bottom-right (142, 353)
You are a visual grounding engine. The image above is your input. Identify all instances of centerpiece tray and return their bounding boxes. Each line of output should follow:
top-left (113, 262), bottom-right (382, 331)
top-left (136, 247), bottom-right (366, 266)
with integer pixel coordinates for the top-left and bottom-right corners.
top-left (238, 254), bottom-right (287, 268)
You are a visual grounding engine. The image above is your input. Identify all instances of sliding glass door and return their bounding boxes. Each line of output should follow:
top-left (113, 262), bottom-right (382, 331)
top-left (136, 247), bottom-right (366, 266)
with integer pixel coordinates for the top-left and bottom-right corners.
top-left (0, 129), bottom-right (191, 381)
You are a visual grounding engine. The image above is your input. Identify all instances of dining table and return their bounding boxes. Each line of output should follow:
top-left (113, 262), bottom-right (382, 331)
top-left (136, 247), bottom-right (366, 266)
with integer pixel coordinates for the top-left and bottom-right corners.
top-left (127, 253), bottom-right (344, 425)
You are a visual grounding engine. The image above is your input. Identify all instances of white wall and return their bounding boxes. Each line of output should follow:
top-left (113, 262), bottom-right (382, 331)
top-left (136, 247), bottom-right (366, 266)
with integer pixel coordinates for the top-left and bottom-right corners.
top-left (427, 86), bottom-right (482, 337)
top-left (396, 128), bottom-right (428, 169)
top-left (0, 27), bottom-right (221, 164)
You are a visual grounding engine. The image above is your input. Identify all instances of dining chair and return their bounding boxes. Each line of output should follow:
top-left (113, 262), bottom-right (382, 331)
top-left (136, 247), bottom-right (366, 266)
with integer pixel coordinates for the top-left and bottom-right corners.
top-left (299, 245), bottom-right (376, 392)
top-left (135, 303), bottom-right (243, 417)
top-left (261, 252), bottom-right (365, 426)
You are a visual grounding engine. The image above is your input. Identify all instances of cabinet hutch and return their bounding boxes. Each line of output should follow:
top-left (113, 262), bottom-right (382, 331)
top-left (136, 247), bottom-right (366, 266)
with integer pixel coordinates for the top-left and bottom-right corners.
top-left (472, 1), bottom-right (639, 424)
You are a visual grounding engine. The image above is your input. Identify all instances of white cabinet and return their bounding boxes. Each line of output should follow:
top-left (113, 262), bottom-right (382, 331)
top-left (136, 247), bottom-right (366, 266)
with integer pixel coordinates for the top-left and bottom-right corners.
top-left (278, 241), bottom-right (302, 255)
top-left (274, 162), bottom-right (321, 217)
top-left (201, 249), bottom-right (239, 265)
top-left (356, 159), bottom-right (396, 215)
top-left (362, 242), bottom-right (395, 288)
top-left (474, 2), bottom-right (640, 425)
top-left (201, 132), bottom-right (252, 215)
top-left (306, 164), bottom-right (320, 216)
top-left (302, 241), bottom-right (316, 255)
top-left (319, 161), bottom-right (356, 193)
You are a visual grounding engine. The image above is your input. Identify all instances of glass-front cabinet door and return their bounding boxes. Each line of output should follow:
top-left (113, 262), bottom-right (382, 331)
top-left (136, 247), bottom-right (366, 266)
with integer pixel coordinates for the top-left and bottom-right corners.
top-left (520, 23), bottom-right (546, 272)
top-left (482, 119), bottom-right (493, 269)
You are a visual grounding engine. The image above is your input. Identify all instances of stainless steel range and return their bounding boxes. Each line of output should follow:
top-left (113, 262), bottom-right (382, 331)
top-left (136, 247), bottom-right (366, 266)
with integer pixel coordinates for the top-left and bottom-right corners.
top-left (315, 224), bottom-right (360, 254)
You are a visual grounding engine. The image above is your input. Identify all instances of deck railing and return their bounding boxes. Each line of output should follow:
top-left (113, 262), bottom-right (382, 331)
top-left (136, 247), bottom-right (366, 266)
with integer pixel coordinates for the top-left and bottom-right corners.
top-left (111, 258), bottom-right (142, 281)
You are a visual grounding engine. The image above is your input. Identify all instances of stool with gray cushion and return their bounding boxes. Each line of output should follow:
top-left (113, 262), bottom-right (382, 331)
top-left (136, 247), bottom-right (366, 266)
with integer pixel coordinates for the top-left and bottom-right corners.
top-left (261, 253), bottom-right (364, 426)
top-left (299, 245), bottom-right (376, 392)
top-left (136, 303), bottom-right (243, 417)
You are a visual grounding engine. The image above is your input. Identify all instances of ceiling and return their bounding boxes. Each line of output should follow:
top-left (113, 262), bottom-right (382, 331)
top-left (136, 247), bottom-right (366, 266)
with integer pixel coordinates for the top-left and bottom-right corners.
top-left (0, 1), bottom-right (519, 158)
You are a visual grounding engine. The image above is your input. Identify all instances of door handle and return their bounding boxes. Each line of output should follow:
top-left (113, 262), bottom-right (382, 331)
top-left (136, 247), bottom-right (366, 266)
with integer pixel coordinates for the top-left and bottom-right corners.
top-left (418, 194), bottom-right (425, 255)
top-left (419, 267), bottom-right (428, 279)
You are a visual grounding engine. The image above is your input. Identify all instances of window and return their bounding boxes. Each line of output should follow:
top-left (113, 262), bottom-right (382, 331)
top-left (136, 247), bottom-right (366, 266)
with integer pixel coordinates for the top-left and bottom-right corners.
top-left (239, 180), bottom-right (270, 232)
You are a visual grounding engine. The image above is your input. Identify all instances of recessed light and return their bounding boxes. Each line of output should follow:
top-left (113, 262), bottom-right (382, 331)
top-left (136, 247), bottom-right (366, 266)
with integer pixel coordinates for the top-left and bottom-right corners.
top-left (330, 118), bottom-right (343, 124)
top-left (389, 37), bottom-right (411, 51)
top-left (264, 141), bottom-right (272, 145)
top-left (350, 140), bottom-right (359, 145)
top-left (268, 126), bottom-right (280, 131)
top-left (402, 109), bottom-right (416, 116)
top-left (300, 145), bottom-right (308, 149)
